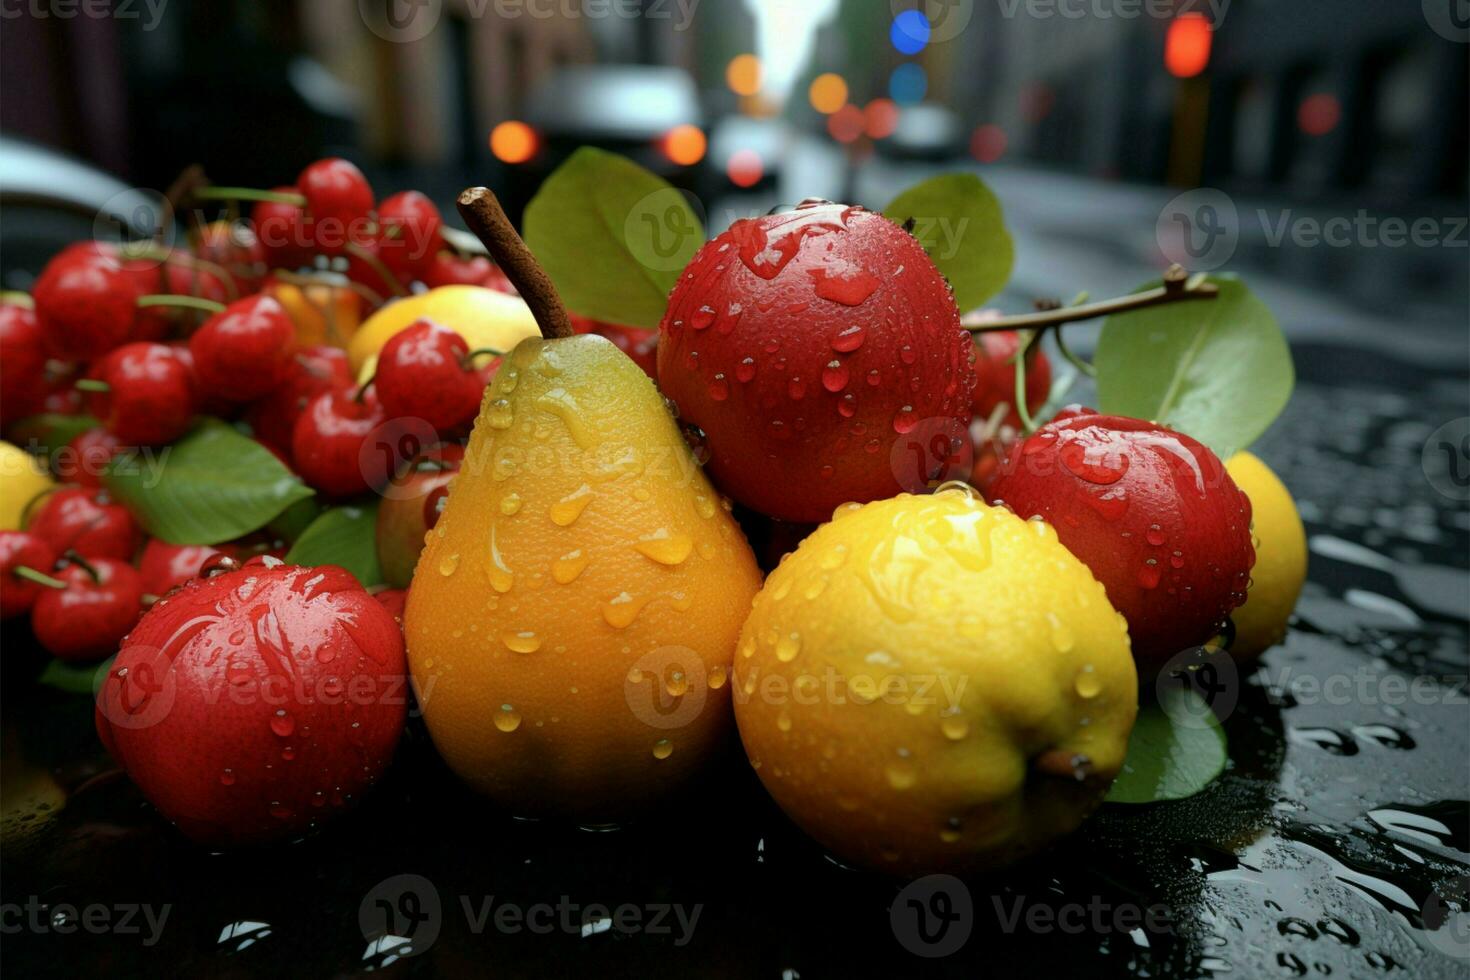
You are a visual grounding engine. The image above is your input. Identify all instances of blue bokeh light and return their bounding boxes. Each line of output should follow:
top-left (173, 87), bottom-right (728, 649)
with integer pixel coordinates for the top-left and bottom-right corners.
top-left (890, 11), bottom-right (930, 56)
top-left (889, 63), bottom-right (928, 104)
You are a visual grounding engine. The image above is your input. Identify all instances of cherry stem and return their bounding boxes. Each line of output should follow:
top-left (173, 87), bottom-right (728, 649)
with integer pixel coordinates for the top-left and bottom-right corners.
top-left (137, 294), bottom-right (226, 314)
top-left (461, 346), bottom-right (504, 369)
top-left (354, 379), bottom-right (373, 404)
top-left (61, 550), bottom-right (101, 585)
top-left (1053, 327), bottom-right (1096, 379)
top-left (964, 265), bottom-right (1218, 333)
top-left (343, 241), bottom-right (409, 298)
top-left (1, 290), bottom-right (35, 309)
top-left (75, 379), bottom-right (111, 393)
top-left (194, 186), bottom-right (306, 207)
top-left (13, 566), bottom-right (66, 589)
top-left (1011, 334), bottom-right (1037, 434)
top-left (455, 187), bottom-right (572, 340)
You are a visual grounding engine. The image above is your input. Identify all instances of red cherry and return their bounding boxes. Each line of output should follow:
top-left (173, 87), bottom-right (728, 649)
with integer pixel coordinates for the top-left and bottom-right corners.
top-left (189, 294), bottom-right (296, 402)
top-left (27, 487), bottom-right (142, 561)
top-left (987, 412), bottom-right (1256, 669)
top-left (970, 329), bottom-right (1052, 429)
top-left (291, 386), bottom-right (388, 497)
top-left (0, 300), bottom-right (49, 423)
top-left (59, 427), bottom-right (124, 488)
top-left (572, 315), bottom-right (657, 378)
top-left (32, 557), bottom-right (144, 662)
top-left (40, 370), bottom-right (85, 415)
top-left (137, 538), bottom-right (229, 595)
top-left (374, 587), bottom-right (408, 626)
top-left (244, 345), bottom-right (352, 456)
top-left (297, 158), bottom-right (375, 256)
top-left (32, 249), bottom-right (140, 360)
top-left (95, 557), bottom-right (406, 846)
top-left (194, 220), bottom-right (267, 294)
top-left (251, 186), bottom-right (314, 270)
top-left (656, 202), bottom-right (974, 523)
top-left (421, 253), bottom-right (515, 293)
top-left (0, 530), bottom-right (59, 619)
top-left (374, 320), bottom-right (484, 431)
top-left (343, 237), bottom-right (397, 300)
top-left (86, 342), bottom-right (197, 445)
top-left (376, 191), bottom-right (444, 282)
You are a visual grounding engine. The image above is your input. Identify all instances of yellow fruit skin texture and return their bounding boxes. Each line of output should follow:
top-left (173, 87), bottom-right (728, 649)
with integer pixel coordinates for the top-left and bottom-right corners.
top-left (405, 334), bottom-right (762, 818)
top-left (0, 441), bottom-right (55, 531)
top-left (1226, 451), bottom-right (1306, 660)
top-left (734, 490), bottom-right (1137, 876)
top-left (347, 285), bottom-right (541, 380)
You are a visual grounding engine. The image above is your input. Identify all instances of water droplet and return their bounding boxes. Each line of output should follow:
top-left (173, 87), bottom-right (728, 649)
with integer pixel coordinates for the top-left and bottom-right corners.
top-left (651, 738), bottom-right (673, 760)
top-left (775, 633), bottom-right (802, 662)
top-left (736, 356), bottom-right (757, 383)
top-left (1075, 666), bottom-right (1101, 698)
top-left (551, 549), bottom-right (588, 584)
top-left (1137, 559), bottom-right (1161, 589)
top-left (821, 359), bottom-right (849, 392)
top-left (1047, 613), bottom-right (1076, 652)
top-left (832, 323), bottom-right (866, 352)
top-left (438, 552), bottom-right (460, 576)
top-left (487, 397), bottom-right (514, 429)
top-left (270, 710), bottom-right (295, 738)
top-left (940, 713), bottom-right (969, 741)
top-left (707, 665), bottom-right (728, 689)
top-left (635, 530), bottom-right (694, 566)
top-left (894, 406), bottom-right (918, 433)
top-left (693, 495), bottom-right (716, 519)
top-left (602, 592), bottom-right (649, 629)
top-left (493, 705), bottom-right (522, 732)
top-left (219, 768), bottom-right (236, 786)
top-left (502, 631), bottom-right (542, 653)
top-left (707, 374), bottom-right (729, 401)
top-left (691, 305), bottom-right (716, 330)
top-left (866, 369), bottom-right (881, 386)
top-left (885, 760), bottom-right (917, 790)
top-left (500, 493), bottom-right (522, 516)
top-left (550, 484), bottom-right (593, 526)
top-left (776, 710), bottom-right (792, 732)
top-left (1060, 440), bottom-right (1129, 485)
top-left (787, 377), bottom-right (807, 400)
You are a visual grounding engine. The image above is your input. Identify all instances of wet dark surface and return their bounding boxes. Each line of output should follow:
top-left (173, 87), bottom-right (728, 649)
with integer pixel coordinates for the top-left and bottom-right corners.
top-left (2, 340), bottom-right (1467, 978)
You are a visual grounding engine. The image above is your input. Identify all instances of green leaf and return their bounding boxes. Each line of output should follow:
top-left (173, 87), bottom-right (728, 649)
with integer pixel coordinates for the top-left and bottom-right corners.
top-left (7, 413), bottom-right (100, 456)
top-left (38, 656), bottom-right (112, 696)
top-left (1094, 276), bottom-right (1294, 459)
top-left (102, 420), bottom-right (314, 546)
top-left (522, 146), bottom-right (704, 329)
top-left (1105, 689), bottom-right (1228, 804)
top-left (284, 502), bottom-right (383, 587)
top-left (884, 173), bottom-right (1014, 311)
top-left (267, 495), bottom-right (325, 544)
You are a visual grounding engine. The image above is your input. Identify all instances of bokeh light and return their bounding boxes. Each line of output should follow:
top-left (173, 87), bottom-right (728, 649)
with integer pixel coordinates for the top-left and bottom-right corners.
top-left (662, 124), bottom-right (707, 166)
top-left (1019, 83), bottom-right (1055, 124)
top-left (970, 124), bottom-right (1007, 163)
top-left (1164, 13), bottom-right (1212, 79)
top-left (827, 104), bottom-right (866, 143)
top-left (489, 121), bottom-right (538, 164)
top-left (863, 99), bottom-right (900, 139)
top-left (1297, 93), bottom-right (1342, 136)
top-left (809, 73), bottom-right (849, 114)
top-left (727, 149), bottom-right (764, 188)
top-left (726, 54), bottom-right (762, 97)
top-left (889, 63), bottom-right (927, 105)
top-left (890, 10), bottom-right (930, 55)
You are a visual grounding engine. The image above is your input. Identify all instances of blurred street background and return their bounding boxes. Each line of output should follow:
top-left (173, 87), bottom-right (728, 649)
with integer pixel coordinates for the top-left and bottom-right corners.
top-left (1, 0), bottom-right (1466, 359)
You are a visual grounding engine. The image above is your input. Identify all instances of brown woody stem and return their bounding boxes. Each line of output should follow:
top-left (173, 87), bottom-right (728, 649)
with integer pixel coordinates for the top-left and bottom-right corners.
top-left (963, 265), bottom-right (1218, 333)
top-left (455, 187), bottom-right (572, 340)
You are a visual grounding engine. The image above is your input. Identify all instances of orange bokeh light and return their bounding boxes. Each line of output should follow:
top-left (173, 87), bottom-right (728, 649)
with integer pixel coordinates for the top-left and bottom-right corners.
top-left (1165, 13), bottom-right (1212, 79)
top-left (662, 124), bottom-right (707, 166)
top-left (489, 121), bottom-right (538, 164)
top-left (727, 149), bottom-right (763, 188)
top-left (827, 104), bottom-right (865, 143)
top-left (727, 54), bottom-right (762, 97)
top-left (809, 73), bottom-right (849, 115)
top-left (863, 98), bottom-right (900, 139)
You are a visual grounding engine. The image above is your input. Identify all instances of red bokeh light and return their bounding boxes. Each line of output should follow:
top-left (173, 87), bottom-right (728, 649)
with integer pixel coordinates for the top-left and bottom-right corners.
top-left (1165, 13), bottom-right (1212, 79)
top-left (970, 124), bottom-right (1007, 163)
top-left (727, 149), bottom-right (764, 188)
top-left (1297, 93), bottom-right (1342, 136)
top-left (863, 99), bottom-right (900, 139)
top-left (827, 104), bottom-right (865, 144)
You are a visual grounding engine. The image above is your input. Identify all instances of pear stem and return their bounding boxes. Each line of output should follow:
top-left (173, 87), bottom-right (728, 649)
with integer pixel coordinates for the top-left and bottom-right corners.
top-left (455, 186), bottom-right (572, 340)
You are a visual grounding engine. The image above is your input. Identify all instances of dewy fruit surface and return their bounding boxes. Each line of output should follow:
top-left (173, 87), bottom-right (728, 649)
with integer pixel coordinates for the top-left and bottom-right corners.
top-left (1225, 451), bottom-right (1306, 660)
top-left (656, 202), bottom-right (974, 523)
top-left (405, 334), bottom-right (762, 818)
top-left (734, 489), bottom-right (1137, 876)
top-left (988, 411), bottom-right (1255, 670)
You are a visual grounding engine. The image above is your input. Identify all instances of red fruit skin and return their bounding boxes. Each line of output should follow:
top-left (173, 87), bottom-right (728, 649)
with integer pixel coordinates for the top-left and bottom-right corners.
top-left (245, 345), bottom-right (352, 456)
top-left (95, 559), bottom-right (407, 847)
top-left (374, 320), bottom-right (482, 431)
top-left (291, 387), bottom-right (387, 497)
top-left (971, 330), bottom-right (1052, 429)
top-left (1, 301), bottom-right (49, 423)
top-left (0, 530), bottom-right (58, 618)
top-left (189, 295), bottom-right (296, 402)
top-left (376, 191), bottom-right (444, 283)
top-left (27, 487), bottom-right (142, 561)
top-left (60, 428), bottom-right (123, 488)
top-left (297, 158), bottom-right (375, 256)
top-left (251, 186), bottom-right (314, 270)
top-left (195, 220), bottom-right (267, 294)
top-left (421, 253), bottom-right (515, 294)
top-left (986, 411), bottom-right (1256, 669)
top-left (87, 342), bottom-right (197, 445)
top-left (656, 202), bottom-right (974, 523)
top-left (33, 250), bottom-right (140, 360)
top-left (137, 539), bottom-right (228, 596)
top-left (32, 558), bottom-right (144, 661)
top-left (40, 371), bottom-right (85, 415)
top-left (374, 587), bottom-right (407, 625)
top-left (572, 315), bottom-right (657, 378)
